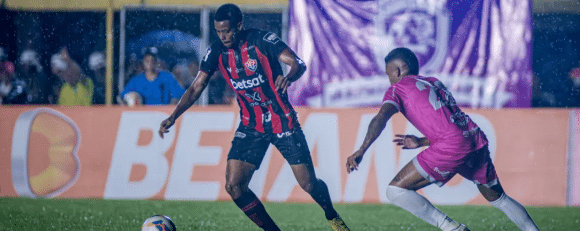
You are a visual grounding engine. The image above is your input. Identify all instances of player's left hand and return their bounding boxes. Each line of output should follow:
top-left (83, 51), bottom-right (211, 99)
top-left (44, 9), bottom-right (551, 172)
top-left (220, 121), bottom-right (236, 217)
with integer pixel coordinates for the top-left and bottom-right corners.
top-left (158, 117), bottom-right (176, 139)
top-left (275, 75), bottom-right (291, 94)
top-left (393, 134), bottom-right (420, 149)
top-left (346, 150), bottom-right (365, 173)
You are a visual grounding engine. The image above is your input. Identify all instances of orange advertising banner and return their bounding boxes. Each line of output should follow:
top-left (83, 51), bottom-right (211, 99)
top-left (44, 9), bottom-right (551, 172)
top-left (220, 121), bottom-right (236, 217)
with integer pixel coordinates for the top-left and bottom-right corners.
top-left (0, 106), bottom-right (570, 205)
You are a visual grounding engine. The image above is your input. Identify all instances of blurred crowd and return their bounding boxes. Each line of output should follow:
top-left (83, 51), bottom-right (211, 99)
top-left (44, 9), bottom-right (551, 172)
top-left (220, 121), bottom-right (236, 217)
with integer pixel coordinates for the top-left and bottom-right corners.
top-left (3, 41), bottom-right (579, 107)
top-left (0, 45), bottom-right (235, 106)
top-left (0, 10), bottom-right (578, 108)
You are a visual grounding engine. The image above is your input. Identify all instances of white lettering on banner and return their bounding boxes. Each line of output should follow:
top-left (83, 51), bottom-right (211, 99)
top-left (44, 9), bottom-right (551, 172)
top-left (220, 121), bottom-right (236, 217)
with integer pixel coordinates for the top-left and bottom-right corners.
top-left (267, 113), bottom-right (341, 202)
top-left (322, 74), bottom-right (514, 108)
top-left (104, 112), bottom-right (175, 199)
top-left (420, 113), bottom-right (496, 205)
top-left (343, 114), bottom-right (397, 203)
top-left (165, 112), bottom-right (235, 200)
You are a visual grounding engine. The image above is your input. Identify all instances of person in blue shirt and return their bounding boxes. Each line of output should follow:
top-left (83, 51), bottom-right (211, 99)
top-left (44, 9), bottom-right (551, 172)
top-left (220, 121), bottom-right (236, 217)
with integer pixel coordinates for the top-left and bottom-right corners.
top-left (118, 47), bottom-right (185, 105)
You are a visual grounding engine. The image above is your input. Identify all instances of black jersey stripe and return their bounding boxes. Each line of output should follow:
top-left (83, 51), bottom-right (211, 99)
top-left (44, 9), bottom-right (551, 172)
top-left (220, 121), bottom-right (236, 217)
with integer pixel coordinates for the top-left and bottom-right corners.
top-left (254, 46), bottom-right (294, 130)
top-left (218, 54), bottom-right (250, 127)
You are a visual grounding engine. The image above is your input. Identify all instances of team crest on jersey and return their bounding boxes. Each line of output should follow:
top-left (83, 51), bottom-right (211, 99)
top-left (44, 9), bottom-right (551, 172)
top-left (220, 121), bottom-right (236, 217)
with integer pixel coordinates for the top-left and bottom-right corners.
top-left (372, 0), bottom-right (449, 73)
top-left (245, 59), bottom-right (258, 72)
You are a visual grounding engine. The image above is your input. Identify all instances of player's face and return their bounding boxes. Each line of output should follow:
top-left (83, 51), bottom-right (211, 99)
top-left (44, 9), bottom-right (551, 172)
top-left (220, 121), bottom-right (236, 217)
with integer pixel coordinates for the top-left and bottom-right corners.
top-left (142, 55), bottom-right (156, 72)
top-left (214, 20), bottom-right (239, 48)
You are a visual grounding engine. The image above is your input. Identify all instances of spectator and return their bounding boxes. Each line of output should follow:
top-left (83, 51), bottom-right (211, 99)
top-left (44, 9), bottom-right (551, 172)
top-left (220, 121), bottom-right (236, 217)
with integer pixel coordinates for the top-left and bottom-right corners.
top-left (88, 51), bottom-right (107, 104)
top-left (17, 49), bottom-right (49, 104)
top-left (207, 72), bottom-right (236, 105)
top-left (171, 61), bottom-right (194, 89)
top-left (569, 66), bottom-right (580, 107)
top-left (51, 47), bottom-right (94, 106)
top-left (118, 47), bottom-right (185, 105)
top-left (0, 50), bottom-right (27, 105)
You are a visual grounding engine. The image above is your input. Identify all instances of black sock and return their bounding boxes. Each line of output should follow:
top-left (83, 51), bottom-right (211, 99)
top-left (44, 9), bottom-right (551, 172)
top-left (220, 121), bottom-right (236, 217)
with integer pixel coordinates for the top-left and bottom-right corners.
top-left (233, 190), bottom-right (280, 231)
top-left (309, 179), bottom-right (339, 220)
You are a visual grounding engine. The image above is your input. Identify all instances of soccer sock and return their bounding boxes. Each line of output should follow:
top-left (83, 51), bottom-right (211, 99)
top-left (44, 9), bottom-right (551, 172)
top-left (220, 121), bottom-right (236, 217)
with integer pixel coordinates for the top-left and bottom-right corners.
top-left (309, 179), bottom-right (339, 220)
top-left (386, 185), bottom-right (460, 231)
top-left (233, 190), bottom-right (280, 231)
top-left (489, 193), bottom-right (540, 231)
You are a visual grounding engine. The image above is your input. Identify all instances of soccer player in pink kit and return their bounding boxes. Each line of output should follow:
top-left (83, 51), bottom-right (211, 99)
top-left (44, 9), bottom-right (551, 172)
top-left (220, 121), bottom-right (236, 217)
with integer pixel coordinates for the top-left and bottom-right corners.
top-left (346, 48), bottom-right (539, 231)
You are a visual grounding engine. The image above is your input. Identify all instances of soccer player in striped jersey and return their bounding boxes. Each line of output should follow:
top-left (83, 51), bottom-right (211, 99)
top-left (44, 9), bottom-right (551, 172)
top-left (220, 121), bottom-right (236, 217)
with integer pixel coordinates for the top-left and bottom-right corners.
top-left (159, 4), bottom-right (349, 231)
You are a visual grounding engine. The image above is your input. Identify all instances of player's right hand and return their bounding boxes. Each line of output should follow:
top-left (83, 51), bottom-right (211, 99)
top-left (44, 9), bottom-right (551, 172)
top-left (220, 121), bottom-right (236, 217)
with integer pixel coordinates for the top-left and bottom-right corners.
top-left (393, 134), bottom-right (420, 149)
top-left (158, 117), bottom-right (176, 139)
top-left (346, 150), bottom-right (365, 173)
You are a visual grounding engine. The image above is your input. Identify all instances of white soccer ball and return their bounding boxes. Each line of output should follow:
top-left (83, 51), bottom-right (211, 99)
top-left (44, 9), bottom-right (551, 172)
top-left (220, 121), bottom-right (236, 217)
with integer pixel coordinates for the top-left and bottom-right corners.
top-left (141, 215), bottom-right (176, 231)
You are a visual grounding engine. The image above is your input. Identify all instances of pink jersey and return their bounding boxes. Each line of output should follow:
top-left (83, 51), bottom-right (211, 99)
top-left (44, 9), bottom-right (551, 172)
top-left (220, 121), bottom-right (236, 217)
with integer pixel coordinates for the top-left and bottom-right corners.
top-left (382, 75), bottom-right (487, 156)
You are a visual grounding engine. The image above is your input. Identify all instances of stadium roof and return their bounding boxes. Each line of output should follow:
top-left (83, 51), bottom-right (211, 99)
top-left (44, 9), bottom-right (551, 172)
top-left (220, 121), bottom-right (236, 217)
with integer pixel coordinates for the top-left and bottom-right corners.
top-left (4, 0), bottom-right (288, 11)
top-left (4, 0), bottom-right (580, 13)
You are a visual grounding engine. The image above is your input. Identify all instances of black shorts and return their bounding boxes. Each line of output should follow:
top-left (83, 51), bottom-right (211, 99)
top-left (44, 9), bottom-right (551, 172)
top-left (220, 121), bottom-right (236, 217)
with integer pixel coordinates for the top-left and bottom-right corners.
top-left (227, 124), bottom-right (312, 169)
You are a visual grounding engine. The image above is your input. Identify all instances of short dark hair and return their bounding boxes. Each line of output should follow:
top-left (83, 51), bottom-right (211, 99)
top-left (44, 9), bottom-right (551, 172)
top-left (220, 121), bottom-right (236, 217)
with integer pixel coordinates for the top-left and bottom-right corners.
top-left (384, 47), bottom-right (419, 75)
top-left (215, 4), bottom-right (243, 26)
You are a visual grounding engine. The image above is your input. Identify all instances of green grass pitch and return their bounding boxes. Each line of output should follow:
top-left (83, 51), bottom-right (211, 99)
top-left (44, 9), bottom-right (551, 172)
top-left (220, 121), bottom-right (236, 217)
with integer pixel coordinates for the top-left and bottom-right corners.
top-left (1, 197), bottom-right (579, 230)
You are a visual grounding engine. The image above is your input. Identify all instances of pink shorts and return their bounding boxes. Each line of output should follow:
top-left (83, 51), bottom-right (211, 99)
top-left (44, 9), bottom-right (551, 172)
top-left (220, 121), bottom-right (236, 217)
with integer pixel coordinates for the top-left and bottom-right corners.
top-left (413, 145), bottom-right (498, 187)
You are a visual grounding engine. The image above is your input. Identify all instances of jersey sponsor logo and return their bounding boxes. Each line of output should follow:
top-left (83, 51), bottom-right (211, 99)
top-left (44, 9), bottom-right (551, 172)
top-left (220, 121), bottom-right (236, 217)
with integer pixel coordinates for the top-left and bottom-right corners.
top-left (434, 167), bottom-right (450, 178)
top-left (227, 67), bottom-right (245, 73)
top-left (244, 92), bottom-right (262, 102)
top-left (230, 74), bottom-right (266, 90)
top-left (263, 32), bottom-right (280, 44)
top-left (276, 130), bottom-right (293, 138)
top-left (234, 131), bottom-right (246, 138)
top-left (242, 45), bottom-right (255, 52)
top-left (249, 99), bottom-right (273, 107)
top-left (245, 59), bottom-right (258, 72)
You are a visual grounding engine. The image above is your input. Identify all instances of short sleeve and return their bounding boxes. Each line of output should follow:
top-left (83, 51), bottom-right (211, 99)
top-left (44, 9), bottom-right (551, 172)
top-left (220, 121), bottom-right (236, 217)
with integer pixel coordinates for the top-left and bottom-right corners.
top-left (199, 44), bottom-right (220, 76)
top-left (382, 85), bottom-right (402, 112)
top-left (120, 76), bottom-right (139, 98)
top-left (255, 31), bottom-right (288, 59)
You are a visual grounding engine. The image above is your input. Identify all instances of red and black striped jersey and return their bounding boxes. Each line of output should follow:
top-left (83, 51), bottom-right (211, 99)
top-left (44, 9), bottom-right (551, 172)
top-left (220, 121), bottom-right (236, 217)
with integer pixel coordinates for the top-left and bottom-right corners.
top-left (200, 29), bottom-right (299, 133)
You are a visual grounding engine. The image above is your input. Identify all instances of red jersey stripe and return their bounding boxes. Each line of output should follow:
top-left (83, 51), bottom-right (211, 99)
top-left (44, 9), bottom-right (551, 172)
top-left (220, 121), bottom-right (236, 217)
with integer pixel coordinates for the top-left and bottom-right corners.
top-left (255, 47), bottom-right (293, 130)
top-left (255, 87), bottom-right (282, 133)
top-left (219, 55), bottom-right (249, 126)
top-left (239, 90), bottom-right (265, 133)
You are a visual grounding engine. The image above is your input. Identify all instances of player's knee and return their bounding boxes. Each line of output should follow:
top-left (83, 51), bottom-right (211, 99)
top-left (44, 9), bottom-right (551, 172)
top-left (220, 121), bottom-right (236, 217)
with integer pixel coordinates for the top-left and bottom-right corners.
top-left (386, 185), bottom-right (407, 203)
top-left (225, 182), bottom-right (245, 199)
top-left (299, 181), bottom-right (315, 193)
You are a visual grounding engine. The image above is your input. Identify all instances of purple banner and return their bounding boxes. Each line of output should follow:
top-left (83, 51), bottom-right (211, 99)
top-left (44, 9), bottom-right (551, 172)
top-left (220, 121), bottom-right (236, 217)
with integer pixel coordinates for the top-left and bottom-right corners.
top-left (288, 0), bottom-right (532, 108)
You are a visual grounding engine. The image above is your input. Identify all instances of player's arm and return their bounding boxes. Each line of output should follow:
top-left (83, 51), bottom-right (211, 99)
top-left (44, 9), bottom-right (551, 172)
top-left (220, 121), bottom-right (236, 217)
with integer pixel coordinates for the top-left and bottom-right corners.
top-left (158, 70), bottom-right (211, 138)
top-left (346, 103), bottom-right (399, 173)
top-left (275, 48), bottom-right (307, 93)
top-left (393, 135), bottom-right (430, 149)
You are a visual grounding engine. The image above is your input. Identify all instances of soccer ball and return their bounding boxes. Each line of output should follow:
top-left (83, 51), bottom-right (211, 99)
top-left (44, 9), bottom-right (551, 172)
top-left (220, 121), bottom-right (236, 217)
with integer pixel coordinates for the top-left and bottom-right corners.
top-left (141, 215), bottom-right (176, 231)
top-left (124, 91), bottom-right (143, 107)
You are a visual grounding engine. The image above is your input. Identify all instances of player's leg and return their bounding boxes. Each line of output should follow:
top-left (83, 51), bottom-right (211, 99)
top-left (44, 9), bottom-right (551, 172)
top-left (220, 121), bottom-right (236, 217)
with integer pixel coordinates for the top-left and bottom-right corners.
top-left (273, 127), bottom-right (350, 230)
top-left (225, 126), bottom-right (280, 231)
top-left (290, 163), bottom-right (338, 219)
top-left (466, 147), bottom-right (539, 231)
top-left (387, 158), bottom-right (467, 231)
top-left (478, 183), bottom-right (539, 231)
